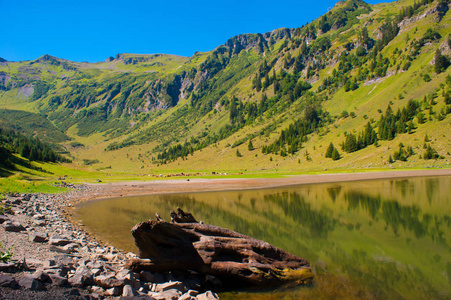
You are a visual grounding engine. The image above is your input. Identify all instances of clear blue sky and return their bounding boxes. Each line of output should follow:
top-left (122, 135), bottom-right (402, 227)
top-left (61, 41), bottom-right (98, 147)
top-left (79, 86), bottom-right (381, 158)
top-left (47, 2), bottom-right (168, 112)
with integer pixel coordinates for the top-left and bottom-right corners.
top-left (1, 0), bottom-right (391, 63)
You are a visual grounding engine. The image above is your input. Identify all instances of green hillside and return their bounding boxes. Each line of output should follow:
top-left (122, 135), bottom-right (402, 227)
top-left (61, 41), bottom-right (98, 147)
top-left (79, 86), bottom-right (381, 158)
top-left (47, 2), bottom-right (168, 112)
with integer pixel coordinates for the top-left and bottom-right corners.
top-left (0, 0), bottom-right (450, 177)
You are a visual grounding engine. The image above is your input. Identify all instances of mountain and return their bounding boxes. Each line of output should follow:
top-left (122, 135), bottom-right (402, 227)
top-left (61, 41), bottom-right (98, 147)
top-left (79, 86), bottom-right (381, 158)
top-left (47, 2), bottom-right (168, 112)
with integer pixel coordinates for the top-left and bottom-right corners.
top-left (0, 0), bottom-right (450, 174)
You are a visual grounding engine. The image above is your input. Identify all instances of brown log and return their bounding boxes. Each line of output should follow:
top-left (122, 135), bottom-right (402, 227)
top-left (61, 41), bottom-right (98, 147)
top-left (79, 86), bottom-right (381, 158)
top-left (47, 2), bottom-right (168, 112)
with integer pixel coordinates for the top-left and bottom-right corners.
top-left (125, 208), bottom-right (312, 287)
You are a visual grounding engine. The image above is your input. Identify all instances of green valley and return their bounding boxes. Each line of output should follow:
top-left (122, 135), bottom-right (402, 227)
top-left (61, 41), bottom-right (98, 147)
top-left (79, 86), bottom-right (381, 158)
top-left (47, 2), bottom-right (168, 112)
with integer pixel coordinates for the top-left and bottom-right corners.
top-left (1, 0), bottom-right (450, 181)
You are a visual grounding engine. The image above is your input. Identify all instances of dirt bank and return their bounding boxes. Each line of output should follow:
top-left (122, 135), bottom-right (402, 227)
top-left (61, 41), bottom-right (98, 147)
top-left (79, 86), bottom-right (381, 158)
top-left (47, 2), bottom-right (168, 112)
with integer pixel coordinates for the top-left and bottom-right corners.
top-left (75, 169), bottom-right (451, 204)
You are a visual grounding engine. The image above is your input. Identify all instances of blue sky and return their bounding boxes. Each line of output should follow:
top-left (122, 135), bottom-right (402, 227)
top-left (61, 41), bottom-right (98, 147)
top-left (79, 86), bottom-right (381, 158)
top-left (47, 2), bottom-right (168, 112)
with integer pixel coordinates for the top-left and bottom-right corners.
top-left (1, 0), bottom-right (391, 62)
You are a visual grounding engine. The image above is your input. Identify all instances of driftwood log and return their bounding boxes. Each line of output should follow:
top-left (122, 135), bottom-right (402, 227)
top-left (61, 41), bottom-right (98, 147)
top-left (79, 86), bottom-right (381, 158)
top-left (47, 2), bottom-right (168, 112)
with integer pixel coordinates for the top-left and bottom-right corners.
top-left (125, 208), bottom-right (312, 287)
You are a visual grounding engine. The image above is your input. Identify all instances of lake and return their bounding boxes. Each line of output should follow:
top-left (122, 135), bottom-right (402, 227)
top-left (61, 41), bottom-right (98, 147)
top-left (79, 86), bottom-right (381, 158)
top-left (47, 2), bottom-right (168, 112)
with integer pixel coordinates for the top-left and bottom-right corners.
top-left (75, 175), bottom-right (451, 299)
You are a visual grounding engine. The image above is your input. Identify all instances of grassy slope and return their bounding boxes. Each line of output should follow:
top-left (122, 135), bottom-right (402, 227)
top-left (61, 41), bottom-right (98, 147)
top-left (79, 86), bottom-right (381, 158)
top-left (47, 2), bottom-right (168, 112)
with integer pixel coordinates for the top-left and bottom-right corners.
top-left (0, 0), bottom-right (450, 183)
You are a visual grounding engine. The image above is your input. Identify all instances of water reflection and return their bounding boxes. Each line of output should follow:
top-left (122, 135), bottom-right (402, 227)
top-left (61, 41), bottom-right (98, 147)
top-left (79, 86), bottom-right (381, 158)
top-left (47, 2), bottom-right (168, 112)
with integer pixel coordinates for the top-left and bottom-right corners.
top-left (76, 176), bottom-right (451, 299)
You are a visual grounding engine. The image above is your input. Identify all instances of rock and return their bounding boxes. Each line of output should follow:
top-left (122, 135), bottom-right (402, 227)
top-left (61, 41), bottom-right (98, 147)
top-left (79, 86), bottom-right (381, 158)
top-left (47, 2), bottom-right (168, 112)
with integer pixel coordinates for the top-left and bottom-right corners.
top-left (87, 261), bottom-right (103, 269)
top-left (0, 262), bottom-right (15, 271)
top-left (140, 270), bottom-right (155, 282)
top-left (3, 220), bottom-right (26, 232)
top-left (29, 231), bottom-right (48, 243)
top-left (75, 265), bottom-right (93, 277)
top-left (93, 273), bottom-right (124, 288)
top-left (90, 285), bottom-right (105, 294)
top-left (68, 274), bottom-right (92, 287)
top-left (180, 290), bottom-right (199, 300)
top-left (153, 289), bottom-right (183, 300)
top-left (0, 214), bottom-right (9, 224)
top-left (30, 270), bottom-right (50, 282)
top-left (49, 237), bottom-right (72, 246)
top-left (179, 294), bottom-right (196, 300)
top-left (154, 281), bottom-right (186, 293)
top-left (49, 274), bottom-right (68, 286)
top-left (197, 291), bottom-right (220, 300)
top-left (105, 286), bottom-right (122, 296)
top-left (53, 254), bottom-right (75, 266)
top-left (18, 277), bottom-right (46, 291)
top-left (122, 284), bottom-right (137, 297)
top-left (0, 274), bottom-right (18, 288)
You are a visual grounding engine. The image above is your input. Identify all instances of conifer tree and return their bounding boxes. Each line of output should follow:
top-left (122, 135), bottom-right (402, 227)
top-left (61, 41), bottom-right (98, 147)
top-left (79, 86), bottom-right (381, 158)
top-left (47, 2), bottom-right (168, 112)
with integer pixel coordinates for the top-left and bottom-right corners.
top-left (325, 142), bottom-right (334, 158)
top-left (248, 139), bottom-right (254, 151)
top-left (331, 148), bottom-right (340, 161)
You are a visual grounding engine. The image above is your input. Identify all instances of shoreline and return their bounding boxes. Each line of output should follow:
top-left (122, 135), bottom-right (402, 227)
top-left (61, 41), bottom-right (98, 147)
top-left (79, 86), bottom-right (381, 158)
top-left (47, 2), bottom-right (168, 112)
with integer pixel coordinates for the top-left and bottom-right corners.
top-left (73, 168), bottom-right (451, 204)
top-left (2, 168), bottom-right (450, 299)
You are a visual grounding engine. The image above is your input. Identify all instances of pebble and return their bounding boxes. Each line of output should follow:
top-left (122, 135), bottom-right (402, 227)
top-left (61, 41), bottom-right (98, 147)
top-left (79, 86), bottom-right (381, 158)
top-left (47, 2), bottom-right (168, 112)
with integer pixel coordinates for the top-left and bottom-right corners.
top-left (0, 188), bottom-right (222, 299)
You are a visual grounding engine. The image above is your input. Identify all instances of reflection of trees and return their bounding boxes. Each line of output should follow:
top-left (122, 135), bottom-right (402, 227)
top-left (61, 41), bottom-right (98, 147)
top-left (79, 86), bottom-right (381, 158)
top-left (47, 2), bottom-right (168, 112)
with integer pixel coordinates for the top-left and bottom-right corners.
top-left (346, 191), bottom-right (381, 219)
top-left (345, 191), bottom-right (449, 245)
top-left (264, 192), bottom-right (335, 237)
top-left (327, 186), bottom-right (342, 202)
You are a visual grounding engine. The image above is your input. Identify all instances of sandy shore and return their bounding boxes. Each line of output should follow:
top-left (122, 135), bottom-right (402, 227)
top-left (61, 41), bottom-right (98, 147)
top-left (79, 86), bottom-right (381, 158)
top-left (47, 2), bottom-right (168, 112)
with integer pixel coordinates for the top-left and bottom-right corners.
top-left (75, 169), bottom-right (451, 204)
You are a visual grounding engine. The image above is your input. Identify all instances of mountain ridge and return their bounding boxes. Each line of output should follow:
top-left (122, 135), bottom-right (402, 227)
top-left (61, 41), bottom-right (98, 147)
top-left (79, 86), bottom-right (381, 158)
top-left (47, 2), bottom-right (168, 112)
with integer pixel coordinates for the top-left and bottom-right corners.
top-left (0, 0), bottom-right (450, 175)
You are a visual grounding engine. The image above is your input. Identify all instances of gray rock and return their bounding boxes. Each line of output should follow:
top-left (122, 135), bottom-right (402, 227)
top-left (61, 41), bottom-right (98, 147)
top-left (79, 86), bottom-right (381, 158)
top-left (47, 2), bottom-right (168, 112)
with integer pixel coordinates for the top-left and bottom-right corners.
top-left (153, 289), bottom-right (183, 300)
top-left (0, 214), bottom-right (9, 224)
top-left (155, 281), bottom-right (186, 293)
top-left (0, 274), bottom-right (18, 288)
top-left (87, 261), bottom-right (103, 269)
top-left (122, 284), bottom-right (137, 297)
top-left (68, 274), bottom-right (92, 287)
top-left (93, 273), bottom-right (124, 288)
top-left (53, 254), bottom-right (75, 266)
top-left (29, 231), bottom-right (48, 243)
top-left (105, 286), bottom-right (122, 296)
top-left (49, 245), bottom-right (72, 254)
top-left (3, 220), bottom-right (25, 232)
top-left (32, 213), bottom-right (45, 220)
top-left (49, 237), bottom-right (72, 246)
top-left (30, 270), bottom-right (50, 282)
top-left (197, 291), bottom-right (220, 300)
top-left (18, 277), bottom-right (45, 291)
top-left (75, 265), bottom-right (93, 277)
top-left (42, 259), bottom-right (57, 269)
top-left (0, 262), bottom-right (15, 271)
top-left (49, 274), bottom-right (68, 286)
top-left (34, 219), bottom-right (47, 226)
top-left (179, 294), bottom-right (196, 300)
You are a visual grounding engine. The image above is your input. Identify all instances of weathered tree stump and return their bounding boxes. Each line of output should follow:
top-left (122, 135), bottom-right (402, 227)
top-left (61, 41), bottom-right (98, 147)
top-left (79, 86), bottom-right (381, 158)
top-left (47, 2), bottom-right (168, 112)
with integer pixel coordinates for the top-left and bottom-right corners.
top-left (125, 208), bottom-right (312, 287)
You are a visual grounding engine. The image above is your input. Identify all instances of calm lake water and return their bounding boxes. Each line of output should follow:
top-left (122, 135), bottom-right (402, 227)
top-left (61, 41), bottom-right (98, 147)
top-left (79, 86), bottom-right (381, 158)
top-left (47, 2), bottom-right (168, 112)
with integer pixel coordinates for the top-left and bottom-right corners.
top-left (75, 176), bottom-right (451, 299)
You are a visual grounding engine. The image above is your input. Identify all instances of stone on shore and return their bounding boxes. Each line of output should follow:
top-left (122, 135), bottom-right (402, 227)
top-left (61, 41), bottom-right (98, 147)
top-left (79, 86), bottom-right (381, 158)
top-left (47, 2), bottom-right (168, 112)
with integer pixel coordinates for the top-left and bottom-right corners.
top-left (29, 231), bottom-right (48, 243)
top-left (3, 220), bottom-right (26, 232)
top-left (0, 214), bottom-right (9, 224)
top-left (0, 274), bottom-right (18, 288)
top-left (18, 276), bottom-right (46, 291)
top-left (197, 291), bottom-right (220, 300)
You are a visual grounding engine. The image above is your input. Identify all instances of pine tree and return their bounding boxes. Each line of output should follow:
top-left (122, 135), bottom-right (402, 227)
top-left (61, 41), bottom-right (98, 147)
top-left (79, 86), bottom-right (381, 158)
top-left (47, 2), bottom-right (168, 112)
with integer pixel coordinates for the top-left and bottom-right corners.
top-left (435, 49), bottom-right (450, 74)
top-left (248, 139), bottom-right (254, 151)
top-left (325, 142), bottom-right (334, 158)
top-left (331, 148), bottom-right (340, 160)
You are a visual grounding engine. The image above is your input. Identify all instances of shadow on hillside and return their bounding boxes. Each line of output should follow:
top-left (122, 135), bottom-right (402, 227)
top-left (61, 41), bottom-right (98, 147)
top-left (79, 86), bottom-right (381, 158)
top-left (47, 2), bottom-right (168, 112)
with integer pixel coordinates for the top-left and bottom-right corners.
top-left (0, 168), bottom-right (13, 178)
